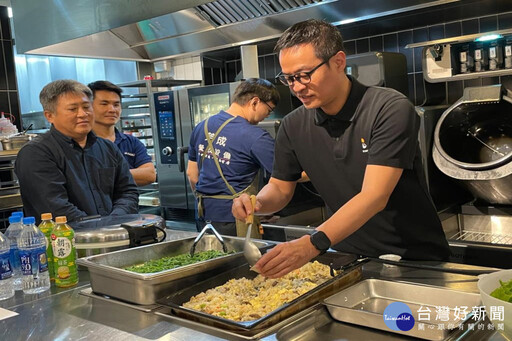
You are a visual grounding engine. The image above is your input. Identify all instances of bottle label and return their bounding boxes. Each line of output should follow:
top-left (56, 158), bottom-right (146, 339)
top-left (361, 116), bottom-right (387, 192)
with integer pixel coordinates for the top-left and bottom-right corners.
top-left (460, 51), bottom-right (467, 63)
top-left (475, 49), bottom-right (482, 60)
top-left (0, 251), bottom-right (12, 280)
top-left (52, 237), bottom-right (72, 258)
top-left (506, 45), bottom-right (512, 57)
top-left (19, 246), bottom-right (48, 275)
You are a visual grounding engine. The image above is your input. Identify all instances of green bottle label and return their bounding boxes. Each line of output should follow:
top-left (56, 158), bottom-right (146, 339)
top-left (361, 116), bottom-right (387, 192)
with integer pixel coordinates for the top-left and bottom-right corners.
top-left (51, 233), bottom-right (78, 287)
top-left (39, 221), bottom-right (55, 281)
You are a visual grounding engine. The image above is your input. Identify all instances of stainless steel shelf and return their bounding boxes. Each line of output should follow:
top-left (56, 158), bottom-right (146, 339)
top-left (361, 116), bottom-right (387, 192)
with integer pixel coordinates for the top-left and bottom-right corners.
top-left (117, 79), bottom-right (200, 88)
top-left (406, 28), bottom-right (512, 48)
top-left (451, 230), bottom-right (512, 245)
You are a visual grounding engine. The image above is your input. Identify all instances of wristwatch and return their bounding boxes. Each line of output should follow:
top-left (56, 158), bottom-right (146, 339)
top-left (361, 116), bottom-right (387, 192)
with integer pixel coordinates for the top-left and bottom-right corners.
top-left (310, 230), bottom-right (331, 254)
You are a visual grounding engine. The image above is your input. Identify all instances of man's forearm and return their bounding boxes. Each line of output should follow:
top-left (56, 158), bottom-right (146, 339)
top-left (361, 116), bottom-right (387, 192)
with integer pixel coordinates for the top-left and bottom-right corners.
top-left (256, 179), bottom-right (296, 215)
top-left (130, 164), bottom-right (156, 186)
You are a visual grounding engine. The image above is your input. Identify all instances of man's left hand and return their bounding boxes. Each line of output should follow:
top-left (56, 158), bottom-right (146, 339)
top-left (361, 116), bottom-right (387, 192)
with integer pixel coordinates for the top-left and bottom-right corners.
top-left (252, 235), bottom-right (320, 278)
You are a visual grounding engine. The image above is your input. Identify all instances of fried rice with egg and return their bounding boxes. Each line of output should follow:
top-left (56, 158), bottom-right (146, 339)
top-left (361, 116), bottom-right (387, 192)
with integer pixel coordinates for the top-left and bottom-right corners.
top-left (182, 261), bottom-right (331, 321)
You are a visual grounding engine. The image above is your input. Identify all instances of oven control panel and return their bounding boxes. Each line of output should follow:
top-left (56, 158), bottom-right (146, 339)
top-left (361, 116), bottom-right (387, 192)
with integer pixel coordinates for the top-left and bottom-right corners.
top-left (154, 92), bottom-right (177, 165)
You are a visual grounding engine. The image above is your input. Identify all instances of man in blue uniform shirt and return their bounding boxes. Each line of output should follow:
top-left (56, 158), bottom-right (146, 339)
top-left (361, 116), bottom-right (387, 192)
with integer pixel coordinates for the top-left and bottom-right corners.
top-left (187, 78), bottom-right (279, 236)
top-left (15, 80), bottom-right (139, 223)
top-left (89, 80), bottom-right (156, 186)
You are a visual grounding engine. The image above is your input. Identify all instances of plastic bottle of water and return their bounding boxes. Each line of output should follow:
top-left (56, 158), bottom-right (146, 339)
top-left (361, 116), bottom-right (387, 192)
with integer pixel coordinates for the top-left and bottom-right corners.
top-left (18, 217), bottom-right (50, 294)
top-left (4, 212), bottom-right (23, 290)
top-left (0, 230), bottom-right (14, 300)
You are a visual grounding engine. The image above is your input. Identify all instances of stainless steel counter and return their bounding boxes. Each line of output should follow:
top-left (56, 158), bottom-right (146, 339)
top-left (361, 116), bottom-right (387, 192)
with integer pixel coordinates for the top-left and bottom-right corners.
top-left (0, 230), bottom-right (507, 341)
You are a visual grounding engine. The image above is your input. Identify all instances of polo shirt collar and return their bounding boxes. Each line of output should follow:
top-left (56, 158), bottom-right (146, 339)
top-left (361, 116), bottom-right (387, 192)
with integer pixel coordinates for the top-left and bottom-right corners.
top-left (114, 128), bottom-right (127, 146)
top-left (314, 75), bottom-right (368, 126)
top-left (50, 124), bottom-right (97, 148)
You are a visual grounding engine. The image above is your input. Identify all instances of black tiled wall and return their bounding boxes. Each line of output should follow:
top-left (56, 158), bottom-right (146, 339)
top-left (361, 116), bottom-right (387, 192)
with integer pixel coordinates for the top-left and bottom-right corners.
top-left (0, 6), bottom-right (20, 130)
top-left (205, 0), bottom-right (512, 107)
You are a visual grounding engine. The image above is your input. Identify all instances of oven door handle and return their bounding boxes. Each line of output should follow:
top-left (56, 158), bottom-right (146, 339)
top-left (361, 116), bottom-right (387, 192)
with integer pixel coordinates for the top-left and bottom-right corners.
top-left (177, 146), bottom-right (189, 172)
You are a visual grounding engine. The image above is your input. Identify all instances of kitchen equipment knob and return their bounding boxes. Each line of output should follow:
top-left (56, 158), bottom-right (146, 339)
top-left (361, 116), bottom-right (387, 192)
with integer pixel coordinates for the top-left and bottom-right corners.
top-left (162, 146), bottom-right (173, 156)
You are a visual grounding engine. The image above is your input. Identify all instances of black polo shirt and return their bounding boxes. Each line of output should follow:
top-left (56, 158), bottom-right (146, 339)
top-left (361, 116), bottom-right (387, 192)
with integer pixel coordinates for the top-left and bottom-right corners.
top-left (273, 77), bottom-right (450, 260)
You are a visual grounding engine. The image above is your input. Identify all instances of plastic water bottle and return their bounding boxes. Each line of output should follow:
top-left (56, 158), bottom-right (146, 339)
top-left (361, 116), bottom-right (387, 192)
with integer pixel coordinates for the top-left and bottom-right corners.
top-left (0, 230), bottom-right (14, 300)
top-left (18, 217), bottom-right (50, 294)
top-left (4, 212), bottom-right (23, 290)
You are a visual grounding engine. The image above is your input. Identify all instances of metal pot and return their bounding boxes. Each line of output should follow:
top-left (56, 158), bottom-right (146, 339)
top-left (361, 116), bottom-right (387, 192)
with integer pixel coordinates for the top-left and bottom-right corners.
top-left (433, 84), bottom-right (512, 204)
top-left (1, 134), bottom-right (37, 150)
top-left (70, 214), bottom-right (166, 257)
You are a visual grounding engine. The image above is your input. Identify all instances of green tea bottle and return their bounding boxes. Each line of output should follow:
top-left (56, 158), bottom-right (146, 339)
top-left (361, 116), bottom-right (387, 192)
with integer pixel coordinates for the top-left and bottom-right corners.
top-left (38, 213), bottom-right (56, 281)
top-left (50, 216), bottom-right (78, 288)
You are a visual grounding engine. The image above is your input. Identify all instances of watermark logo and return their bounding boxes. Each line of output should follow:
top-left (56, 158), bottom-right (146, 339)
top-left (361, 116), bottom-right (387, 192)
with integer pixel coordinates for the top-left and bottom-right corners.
top-left (383, 302), bottom-right (415, 331)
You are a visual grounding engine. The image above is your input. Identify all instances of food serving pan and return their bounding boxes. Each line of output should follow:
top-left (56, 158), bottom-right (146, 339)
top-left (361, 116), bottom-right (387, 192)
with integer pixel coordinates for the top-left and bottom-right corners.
top-left (323, 279), bottom-right (482, 340)
top-left (157, 252), bottom-right (364, 335)
top-left (77, 235), bottom-right (274, 305)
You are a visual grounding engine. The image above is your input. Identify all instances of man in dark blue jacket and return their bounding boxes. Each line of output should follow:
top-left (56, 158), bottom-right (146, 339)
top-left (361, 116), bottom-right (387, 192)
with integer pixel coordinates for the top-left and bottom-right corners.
top-left (15, 79), bottom-right (139, 222)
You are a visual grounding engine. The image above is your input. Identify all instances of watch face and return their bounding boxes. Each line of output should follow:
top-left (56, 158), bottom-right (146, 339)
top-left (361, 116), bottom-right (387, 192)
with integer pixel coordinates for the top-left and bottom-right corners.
top-left (311, 231), bottom-right (330, 251)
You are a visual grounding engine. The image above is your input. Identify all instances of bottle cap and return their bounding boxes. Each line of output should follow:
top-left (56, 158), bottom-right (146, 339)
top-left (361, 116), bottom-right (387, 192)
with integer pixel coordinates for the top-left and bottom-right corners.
top-left (41, 213), bottom-right (53, 220)
top-left (55, 216), bottom-right (67, 224)
top-left (23, 217), bottom-right (36, 225)
top-left (11, 211), bottom-right (23, 217)
top-left (8, 215), bottom-right (21, 223)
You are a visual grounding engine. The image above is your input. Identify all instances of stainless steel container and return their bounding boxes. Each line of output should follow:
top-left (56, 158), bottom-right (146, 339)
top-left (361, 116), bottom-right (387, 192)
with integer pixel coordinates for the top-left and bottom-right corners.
top-left (324, 279), bottom-right (482, 340)
top-left (1, 134), bottom-right (36, 150)
top-left (71, 214), bottom-right (165, 257)
top-left (76, 235), bottom-right (274, 305)
top-left (433, 84), bottom-right (512, 204)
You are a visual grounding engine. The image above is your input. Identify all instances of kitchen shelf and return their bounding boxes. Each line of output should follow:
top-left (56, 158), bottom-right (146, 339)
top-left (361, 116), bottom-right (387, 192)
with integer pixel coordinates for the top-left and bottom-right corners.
top-left (410, 28), bottom-right (512, 83)
top-left (122, 125), bottom-right (152, 130)
top-left (122, 93), bottom-right (148, 99)
top-left (406, 28), bottom-right (512, 49)
top-left (131, 136), bottom-right (152, 140)
top-left (117, 79), bottom-right (200, 88)
top-left (451, 230), bottom-right (512, 246)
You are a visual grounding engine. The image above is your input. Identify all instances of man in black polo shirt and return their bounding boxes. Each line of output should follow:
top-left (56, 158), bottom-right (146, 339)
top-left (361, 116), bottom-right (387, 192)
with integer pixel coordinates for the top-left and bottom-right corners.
top-left (232, 19), bottom-right (450, 278)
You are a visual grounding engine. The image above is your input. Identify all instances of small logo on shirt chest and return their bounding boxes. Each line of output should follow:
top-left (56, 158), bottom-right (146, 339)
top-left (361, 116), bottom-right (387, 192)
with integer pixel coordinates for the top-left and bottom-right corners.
top-left (361, 138), bottom-right (368, 153)
top-left (124, 152), bottom-right (136, 157)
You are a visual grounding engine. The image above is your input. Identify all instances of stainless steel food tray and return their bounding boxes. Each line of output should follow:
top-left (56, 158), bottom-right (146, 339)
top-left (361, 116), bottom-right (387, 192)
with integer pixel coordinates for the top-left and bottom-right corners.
top-left (77, 235), bottom-right (274, 305)
top-left (158, 252), bottom-right (364, 336)
top-left (323, 279), bottom-right (482, 340)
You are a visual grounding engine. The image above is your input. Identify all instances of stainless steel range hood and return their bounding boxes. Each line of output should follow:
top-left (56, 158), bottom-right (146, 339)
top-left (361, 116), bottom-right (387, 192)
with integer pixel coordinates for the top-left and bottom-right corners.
top-left (11, 0), bottom-right (460, 62)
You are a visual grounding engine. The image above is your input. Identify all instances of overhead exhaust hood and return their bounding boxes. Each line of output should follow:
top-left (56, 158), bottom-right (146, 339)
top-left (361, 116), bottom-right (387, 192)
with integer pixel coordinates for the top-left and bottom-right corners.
top-left (11, 0), bottom-right (460, 62)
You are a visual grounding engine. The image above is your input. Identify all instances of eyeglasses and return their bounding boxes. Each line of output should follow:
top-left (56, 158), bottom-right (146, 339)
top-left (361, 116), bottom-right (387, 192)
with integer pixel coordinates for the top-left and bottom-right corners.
top-left (275, 58), bottom-right (330, 86)
top-left (263, 101), bottom-right (275, 114)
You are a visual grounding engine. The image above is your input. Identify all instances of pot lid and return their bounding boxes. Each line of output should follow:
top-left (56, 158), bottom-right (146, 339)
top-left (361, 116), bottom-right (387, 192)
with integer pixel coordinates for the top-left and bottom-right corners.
top-left (71, 214), bottom-right (164, 244)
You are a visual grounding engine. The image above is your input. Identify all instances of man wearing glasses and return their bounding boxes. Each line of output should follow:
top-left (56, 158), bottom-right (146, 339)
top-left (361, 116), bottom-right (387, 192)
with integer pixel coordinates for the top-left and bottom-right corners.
top-left (186, 78), bottom-right (279, 236)
top-left (233, 19), bottom-right (450, 277)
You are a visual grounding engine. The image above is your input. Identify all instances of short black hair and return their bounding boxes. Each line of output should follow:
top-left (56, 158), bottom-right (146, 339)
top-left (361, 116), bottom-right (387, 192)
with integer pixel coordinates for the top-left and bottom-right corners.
top-left (40, 80), bottom-right (92, 112)
top-left (274, 19), bottom-right (345, 61)
top-left (87, 80), bottom-right (123, 99)
top-left (232, 78), bottom-right (280, 106)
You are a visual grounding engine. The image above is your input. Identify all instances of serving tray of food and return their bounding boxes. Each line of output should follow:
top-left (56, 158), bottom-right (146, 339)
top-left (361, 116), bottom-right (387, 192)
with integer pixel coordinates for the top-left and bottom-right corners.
top-left (157, 252), bottom-right (364, 335)
top-left (77, 235), bottom-right (274, 305)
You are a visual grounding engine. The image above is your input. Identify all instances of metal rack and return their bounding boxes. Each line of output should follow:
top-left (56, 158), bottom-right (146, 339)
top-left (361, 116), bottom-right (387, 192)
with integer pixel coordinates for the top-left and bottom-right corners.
top-left (451, 230), bottom-right (512, 245)
top-left (117, 79), bottom-right (200, 214)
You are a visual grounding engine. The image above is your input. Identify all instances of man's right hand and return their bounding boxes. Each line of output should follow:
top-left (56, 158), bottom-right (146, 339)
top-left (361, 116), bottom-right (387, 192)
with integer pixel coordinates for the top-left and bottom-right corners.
top-left (232, 193), bottom-right (261, 220)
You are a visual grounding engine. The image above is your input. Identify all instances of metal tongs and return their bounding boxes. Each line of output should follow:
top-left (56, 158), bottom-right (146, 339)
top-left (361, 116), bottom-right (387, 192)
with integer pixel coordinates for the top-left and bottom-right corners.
top-left (243, 195), bottom-right (262, 268)
top-left (189, 222), bottom-right (227, 257)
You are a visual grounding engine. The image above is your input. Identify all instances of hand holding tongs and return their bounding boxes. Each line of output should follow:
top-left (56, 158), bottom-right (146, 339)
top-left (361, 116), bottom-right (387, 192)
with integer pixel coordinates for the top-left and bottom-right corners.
top-left (189, 222), bottom-right (227, 257)
top-left (243, 195), bottom-right (262, 268)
